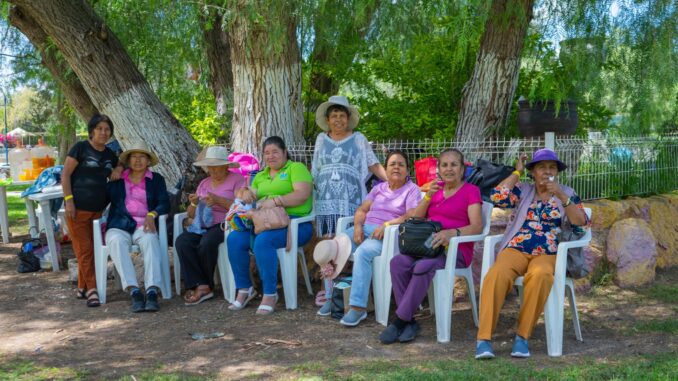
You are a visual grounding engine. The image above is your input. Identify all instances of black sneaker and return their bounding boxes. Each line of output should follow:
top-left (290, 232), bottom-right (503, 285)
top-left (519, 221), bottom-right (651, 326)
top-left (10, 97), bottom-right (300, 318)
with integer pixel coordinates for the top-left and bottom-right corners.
top-left (379, 323), bottom-right (403, 345)
top-left (398, 321), bottom-right (421, 343)
top-left (131, 290), bottom-right (145, 313)
top-left (145, 289), bottom-right (160, 312)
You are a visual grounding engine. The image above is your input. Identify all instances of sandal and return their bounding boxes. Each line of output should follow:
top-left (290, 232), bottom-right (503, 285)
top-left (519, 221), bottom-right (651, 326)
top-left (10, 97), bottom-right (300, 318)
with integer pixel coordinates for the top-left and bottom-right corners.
top-left (86, 289), bottom-right (100, 307)
top-left (183, 289), bottom-right (196, 303)
top-left (228, 287), bottom-right (258, 311)
top-left (184, 288), bottom-right (214, 306)
top-left (256, 293), bottom-right (278, 316)
top-left (76, 288), bottom-right (86, 299)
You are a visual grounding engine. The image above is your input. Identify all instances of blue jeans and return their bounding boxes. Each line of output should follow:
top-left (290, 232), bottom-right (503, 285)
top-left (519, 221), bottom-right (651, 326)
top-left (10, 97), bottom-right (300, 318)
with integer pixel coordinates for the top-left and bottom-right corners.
top-left (345, 224), bottom-right (384, 308)
top-left (227, 219), bottom-right (313, 295)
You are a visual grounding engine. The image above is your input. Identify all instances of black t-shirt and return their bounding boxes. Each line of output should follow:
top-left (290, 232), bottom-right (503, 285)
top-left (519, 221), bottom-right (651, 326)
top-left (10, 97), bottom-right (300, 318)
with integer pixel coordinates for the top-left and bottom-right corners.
top-left (67, 140), bottom-right (119, 212)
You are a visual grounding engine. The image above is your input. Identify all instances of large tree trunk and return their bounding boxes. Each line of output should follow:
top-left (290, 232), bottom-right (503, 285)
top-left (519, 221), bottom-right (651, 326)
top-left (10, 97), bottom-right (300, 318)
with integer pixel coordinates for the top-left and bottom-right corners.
top-left (456, 0), bottom-right (535, 143)
top-left (8, 0), bottom-right (200, 187)
top-left (8, 6), bottom-right (98, 123)
top-left (228, 5), bottom-right (304, 153)
top-left (201, 8), bottom-right (233, 124)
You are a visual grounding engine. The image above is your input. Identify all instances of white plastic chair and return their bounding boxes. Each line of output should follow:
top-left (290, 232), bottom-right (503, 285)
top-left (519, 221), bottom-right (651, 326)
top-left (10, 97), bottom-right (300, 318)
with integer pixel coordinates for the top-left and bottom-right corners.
top-left (93, 215), bottom-right (172, 304)
top-left (173, 211), bottom-right (314, 309)
top-left (428, 201), bottom-right (494, 343)
top-left (336, 217), bottom-right (400, 326)
top-left (480, 208), bottom-right (592, 357)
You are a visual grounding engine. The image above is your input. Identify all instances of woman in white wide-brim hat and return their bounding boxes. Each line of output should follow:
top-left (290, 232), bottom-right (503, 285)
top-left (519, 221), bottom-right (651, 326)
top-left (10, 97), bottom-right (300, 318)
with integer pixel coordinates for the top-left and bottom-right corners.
top-left (175, 146), bottom-right (246, 306)
top-left (312, 95), bottom-right (387, 238)
top-left (105, 141), bottom-right (168, 312)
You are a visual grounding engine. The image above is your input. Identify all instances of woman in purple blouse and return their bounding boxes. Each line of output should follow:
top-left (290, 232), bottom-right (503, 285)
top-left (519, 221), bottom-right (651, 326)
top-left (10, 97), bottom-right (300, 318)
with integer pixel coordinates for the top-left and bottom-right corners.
top-left (316, 150), bottom-right (421, 327)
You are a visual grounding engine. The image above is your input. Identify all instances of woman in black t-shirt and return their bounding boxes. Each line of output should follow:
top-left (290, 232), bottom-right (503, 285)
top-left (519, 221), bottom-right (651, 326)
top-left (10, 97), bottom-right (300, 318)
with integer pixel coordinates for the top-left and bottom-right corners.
top-left (62, 114), bottom-right (122, 307)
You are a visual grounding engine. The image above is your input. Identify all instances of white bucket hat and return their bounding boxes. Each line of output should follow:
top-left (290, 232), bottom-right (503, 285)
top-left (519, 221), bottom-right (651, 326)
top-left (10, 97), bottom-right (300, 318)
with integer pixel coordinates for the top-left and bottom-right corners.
top-left (193, 146), bottom-right (240, 169)
top-left (315, 95), bottom-right (360, 132)
top-left (313, 233), bottom-right (352, 280)
top-left (119, 141), bottom-right (159, 167)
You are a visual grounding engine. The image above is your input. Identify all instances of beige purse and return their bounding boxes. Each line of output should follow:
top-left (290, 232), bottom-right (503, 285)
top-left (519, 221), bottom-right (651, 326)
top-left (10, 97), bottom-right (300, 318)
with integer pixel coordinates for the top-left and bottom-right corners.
top-left (248, 201), bottom-right (292, 251)
top-left (249, 205), bottom-right (290, 234)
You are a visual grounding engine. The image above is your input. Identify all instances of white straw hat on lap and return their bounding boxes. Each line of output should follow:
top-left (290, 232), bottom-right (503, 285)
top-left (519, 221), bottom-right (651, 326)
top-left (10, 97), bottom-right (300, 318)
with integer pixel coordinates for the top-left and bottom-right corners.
top-left (315, 95), bottom-right (360, 132)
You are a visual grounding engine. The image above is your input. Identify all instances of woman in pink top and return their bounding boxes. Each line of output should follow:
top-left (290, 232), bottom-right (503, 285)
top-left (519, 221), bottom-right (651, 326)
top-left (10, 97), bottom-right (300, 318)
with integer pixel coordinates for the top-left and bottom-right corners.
top-left (379, 148), bottom-right (483, 344)
top-left (176, 146), bottom-right (246, 305)
top-left (105, 142), bottom-right (169, 313)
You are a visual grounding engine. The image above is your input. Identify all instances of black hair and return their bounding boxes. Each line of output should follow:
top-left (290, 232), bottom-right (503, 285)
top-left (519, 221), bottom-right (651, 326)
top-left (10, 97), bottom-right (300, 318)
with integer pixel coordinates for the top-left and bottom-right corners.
top-left (87, 114), bottom-right (114, 139)
top-left (385, 150), bottom-right (409, 169)
top-left (325, 104), bottom-right (350, 118)
top-left (262, 136), bottom-right (290, 160)
top-left (439, 148), bottom-right (467, 178)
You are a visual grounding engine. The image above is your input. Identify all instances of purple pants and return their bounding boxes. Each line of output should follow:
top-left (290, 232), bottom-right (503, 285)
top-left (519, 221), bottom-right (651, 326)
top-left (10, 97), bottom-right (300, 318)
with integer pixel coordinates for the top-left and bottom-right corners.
top-left (391, 253), bottom-right (465, 321)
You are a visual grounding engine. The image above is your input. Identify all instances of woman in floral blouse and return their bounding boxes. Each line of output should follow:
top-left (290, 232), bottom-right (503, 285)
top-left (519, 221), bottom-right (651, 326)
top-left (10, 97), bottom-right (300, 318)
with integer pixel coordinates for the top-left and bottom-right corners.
top-left (475, 149), bottom-right (589, 360)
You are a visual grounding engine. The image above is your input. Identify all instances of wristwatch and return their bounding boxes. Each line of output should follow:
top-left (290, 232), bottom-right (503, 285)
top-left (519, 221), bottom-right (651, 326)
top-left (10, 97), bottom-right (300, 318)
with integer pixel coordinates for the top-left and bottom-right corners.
top-left (455, 228), bottom-right (461, 237)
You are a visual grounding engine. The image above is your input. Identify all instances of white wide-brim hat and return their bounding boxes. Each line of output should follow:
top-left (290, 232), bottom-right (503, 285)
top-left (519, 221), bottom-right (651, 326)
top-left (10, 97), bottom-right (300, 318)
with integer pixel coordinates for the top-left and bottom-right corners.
top-left (193, 146), bottom-right (240, 169)
top-left (313, 233), bottom-right (352, 280)
top-left (315, 95), bottom-right (360, 132)
top-left (119, 141), bottom-right (159, 167)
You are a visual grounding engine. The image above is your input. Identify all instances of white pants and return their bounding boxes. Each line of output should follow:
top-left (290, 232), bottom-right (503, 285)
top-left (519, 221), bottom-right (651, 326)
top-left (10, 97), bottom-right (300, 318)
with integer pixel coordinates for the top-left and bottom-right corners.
top-left (106, 227), bottom-right (163, 290)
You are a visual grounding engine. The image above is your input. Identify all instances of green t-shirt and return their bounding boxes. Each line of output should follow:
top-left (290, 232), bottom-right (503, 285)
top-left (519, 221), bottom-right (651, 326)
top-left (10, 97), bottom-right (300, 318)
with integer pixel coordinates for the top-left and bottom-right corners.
top-left (252, 160), bottom-right (313, 216)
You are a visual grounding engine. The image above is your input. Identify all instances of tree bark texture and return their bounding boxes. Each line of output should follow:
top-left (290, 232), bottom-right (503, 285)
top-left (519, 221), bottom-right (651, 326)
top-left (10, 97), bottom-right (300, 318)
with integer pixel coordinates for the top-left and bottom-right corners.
top-left (228, 6), bottom-right (304, 153)
top-left (8, 0), bottom-right (200, 187)
top-left (8, 5), bottom-right (98, 123)
top-left (201, 9), bottom-right (233, 120)
top-left (456, 0), bottom-right (535, 144)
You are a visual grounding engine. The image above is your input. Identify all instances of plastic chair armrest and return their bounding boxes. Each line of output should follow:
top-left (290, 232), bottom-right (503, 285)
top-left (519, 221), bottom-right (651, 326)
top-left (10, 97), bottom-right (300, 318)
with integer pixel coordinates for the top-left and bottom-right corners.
top-left (336, 216), bottom-right (354, 236)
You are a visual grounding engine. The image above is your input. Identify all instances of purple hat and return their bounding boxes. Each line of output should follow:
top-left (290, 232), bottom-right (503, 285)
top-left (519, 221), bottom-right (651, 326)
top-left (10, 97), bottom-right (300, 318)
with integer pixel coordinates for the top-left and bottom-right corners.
top-left (526, 148), bottom-right (567, 171)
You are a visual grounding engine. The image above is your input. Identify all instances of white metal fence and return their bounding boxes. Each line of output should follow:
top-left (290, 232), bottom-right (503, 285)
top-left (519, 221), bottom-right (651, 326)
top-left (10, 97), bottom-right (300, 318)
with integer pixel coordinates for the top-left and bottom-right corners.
top-left (280, 133), bottom-right (678, 201)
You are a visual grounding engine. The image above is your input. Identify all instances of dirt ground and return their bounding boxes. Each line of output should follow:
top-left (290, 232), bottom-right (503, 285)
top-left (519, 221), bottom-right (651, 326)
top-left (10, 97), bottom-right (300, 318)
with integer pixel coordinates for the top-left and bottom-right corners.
top-left (0, 239), bottom-right (677, 380)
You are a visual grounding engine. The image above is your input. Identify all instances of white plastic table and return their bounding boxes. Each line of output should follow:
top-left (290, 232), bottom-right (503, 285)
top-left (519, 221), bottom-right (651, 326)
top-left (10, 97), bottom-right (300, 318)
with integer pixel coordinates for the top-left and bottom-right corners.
top-left (0, 181), bottom-right (34, 244)
top-left (25, 189), bottom-right (64, 271)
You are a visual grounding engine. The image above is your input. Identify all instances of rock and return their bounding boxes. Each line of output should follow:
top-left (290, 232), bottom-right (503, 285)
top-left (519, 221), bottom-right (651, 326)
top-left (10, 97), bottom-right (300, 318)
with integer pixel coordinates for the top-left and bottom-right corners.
top-left (646, 197), bottom-right (678, 268)
top-left (574, 243), bottom-right (604, 293)
top-left (621, 197), bottom-right (650, 220)
top-left (585, 200), bottom-right (625, 230)
top-left (606, 218), bottom-right (657, 287)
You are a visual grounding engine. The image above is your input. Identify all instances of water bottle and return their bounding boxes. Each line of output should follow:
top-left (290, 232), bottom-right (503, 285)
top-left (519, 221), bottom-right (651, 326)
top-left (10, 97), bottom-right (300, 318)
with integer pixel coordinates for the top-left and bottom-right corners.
top-left (424, 233), bottom-right (434, 249)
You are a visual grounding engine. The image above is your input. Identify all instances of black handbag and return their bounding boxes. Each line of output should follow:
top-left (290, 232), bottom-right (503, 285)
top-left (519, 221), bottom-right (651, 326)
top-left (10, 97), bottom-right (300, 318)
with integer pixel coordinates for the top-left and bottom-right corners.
top-left (398, 217), bottom-right (445, 259)
top-left (17, 237), bottom-right (43, 273)
top-left (466, 159), bottom-right (516, 202)
top-left (330, 276), bottom-right (352, 319)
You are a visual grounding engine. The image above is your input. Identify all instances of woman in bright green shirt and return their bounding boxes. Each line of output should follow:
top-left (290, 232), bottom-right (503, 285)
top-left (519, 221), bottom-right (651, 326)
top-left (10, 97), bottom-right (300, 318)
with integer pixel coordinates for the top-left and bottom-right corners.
top-left (227, 136), bottom-right (314, 315)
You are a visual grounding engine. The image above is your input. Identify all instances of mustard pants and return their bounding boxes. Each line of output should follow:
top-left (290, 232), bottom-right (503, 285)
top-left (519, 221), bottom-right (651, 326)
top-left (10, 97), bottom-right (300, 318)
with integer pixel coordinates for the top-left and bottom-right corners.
top-left (477, 248), bottom-right (556, 340)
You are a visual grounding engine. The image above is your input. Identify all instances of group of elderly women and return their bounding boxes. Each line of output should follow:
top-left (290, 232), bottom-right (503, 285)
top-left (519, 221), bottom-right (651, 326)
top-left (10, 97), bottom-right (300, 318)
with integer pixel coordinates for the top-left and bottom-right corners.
top-left (63, 95), bottom-right (588, 358)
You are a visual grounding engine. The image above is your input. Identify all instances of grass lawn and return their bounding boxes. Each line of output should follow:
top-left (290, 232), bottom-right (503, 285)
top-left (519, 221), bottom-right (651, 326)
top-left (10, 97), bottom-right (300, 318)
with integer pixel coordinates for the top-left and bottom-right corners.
top-left (1, 353), bottom-right (676, 380)
top-left (5, 184), bottom-right (31, 236)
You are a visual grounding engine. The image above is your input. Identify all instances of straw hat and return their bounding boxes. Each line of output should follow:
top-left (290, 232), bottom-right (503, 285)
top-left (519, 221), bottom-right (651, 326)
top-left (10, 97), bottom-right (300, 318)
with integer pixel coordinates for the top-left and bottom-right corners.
top-left (313, 233), bottom-right (352, 280)
top-left (119, 141), bottom-right (159, 167)
top-left (315, 95), bottom-right (360, 132)
top-left (193, 146), bottom-right (240, 169)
